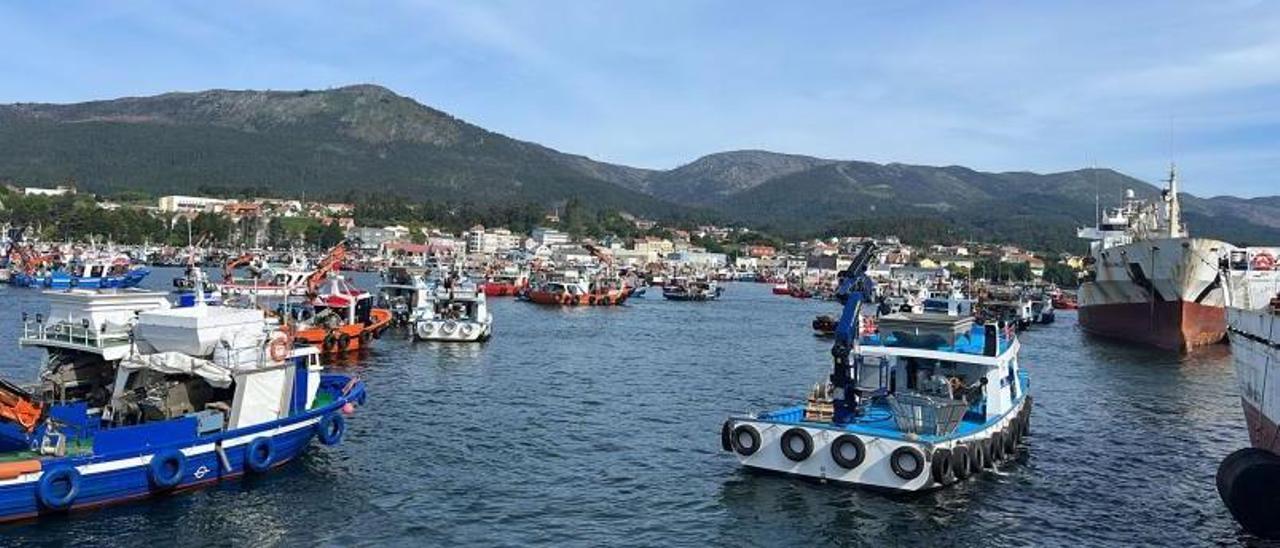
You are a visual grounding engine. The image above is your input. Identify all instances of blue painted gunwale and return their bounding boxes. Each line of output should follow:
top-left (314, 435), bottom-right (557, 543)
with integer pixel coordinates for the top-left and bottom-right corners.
top-left (749, 370), bottom-right (1030, 444)
top-left (0, 373), bottom-right (365, 523)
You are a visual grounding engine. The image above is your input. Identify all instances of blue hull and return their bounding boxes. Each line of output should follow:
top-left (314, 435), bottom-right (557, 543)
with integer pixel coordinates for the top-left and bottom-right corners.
top-left (0, 374), bottom-right (364, 522)
top-left (9, 268), bottom-right (150, 289)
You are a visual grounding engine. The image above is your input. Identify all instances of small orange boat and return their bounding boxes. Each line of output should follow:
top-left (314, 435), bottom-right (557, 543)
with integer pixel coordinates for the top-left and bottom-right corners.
top-left (288, 277), bottom-right (392, 354)
top-left (525, 280), bottom-right (629, 306)
top-left (281, 242), bottom-right (392, 354)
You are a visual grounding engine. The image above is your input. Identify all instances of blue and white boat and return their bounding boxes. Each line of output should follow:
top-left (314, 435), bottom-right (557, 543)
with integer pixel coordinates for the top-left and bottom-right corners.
top-left (720, 243), bottom-right (1031, 491)
top-left (0, 291), bottom-right (365, 521)
top-left (12, 260), bottom-right (150, 290)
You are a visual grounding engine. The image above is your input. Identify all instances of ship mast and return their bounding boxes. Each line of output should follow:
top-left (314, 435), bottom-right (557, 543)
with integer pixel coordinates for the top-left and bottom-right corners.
top-left (1163, 163), bottom-right (1185, 238)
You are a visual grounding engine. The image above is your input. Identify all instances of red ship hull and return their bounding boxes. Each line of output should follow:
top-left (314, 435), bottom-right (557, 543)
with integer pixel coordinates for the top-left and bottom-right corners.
top-left (1078, 300), bottom-right (1226, 352)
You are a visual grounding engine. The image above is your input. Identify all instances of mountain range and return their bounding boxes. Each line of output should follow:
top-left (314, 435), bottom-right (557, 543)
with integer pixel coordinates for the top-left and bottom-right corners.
top-left (2, 84), bottom-right (1278, 250)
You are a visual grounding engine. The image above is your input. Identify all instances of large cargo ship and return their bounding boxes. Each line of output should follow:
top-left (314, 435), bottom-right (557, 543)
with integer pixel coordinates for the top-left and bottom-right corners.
top-left (1217, 274), bottom-right (1280, 538)
top-left (1076, 166), bottom-right (1234, 351)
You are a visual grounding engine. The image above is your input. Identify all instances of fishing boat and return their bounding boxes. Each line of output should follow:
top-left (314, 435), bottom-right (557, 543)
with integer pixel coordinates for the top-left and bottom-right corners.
top-left (480, 267), bottom-right (528, 297)
top-left (0, 292), bottom-right (366, 522)
top-left (377, 266), bottom-right (431, 326)
top-left (772, 282), bottom-right (791, 295)
top-left (286, 276), bottom-right (393, 354)
top-left (662, 277), bottom-right (723, 301)
top-left (1051, 292), bottom-right (1078, 310)
top-left (10, 257), bottom-right (149, 290)
top-left (525, 278), bottom-right (629, 306)
top-left (217, 252), bottom-right (311, 299)
top-left (1217, 266), bottom-right (1280, 538)
top-left (721, 243), bottom-right (1031, 491)
top-left (1077, 165), bottom-right (1234, 351)
top-left (414, 278), bottom-right (493, 342)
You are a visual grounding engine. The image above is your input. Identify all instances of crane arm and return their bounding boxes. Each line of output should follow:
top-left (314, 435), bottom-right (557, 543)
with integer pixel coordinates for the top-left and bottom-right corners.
top-left (304, 241), bottom-right (348, 295)
top-left (0, 379), bottom-right (45, 433)
top-left (829, 241), bottom-right (878, 425)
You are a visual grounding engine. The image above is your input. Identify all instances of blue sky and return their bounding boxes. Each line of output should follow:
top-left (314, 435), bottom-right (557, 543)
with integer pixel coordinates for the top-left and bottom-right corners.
top-left (2, 1), bottom-right (1278, 196)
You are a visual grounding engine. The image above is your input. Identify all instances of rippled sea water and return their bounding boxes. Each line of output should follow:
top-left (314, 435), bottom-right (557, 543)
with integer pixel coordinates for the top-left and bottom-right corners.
top-left (0, 268), bottom-right (1260, 546)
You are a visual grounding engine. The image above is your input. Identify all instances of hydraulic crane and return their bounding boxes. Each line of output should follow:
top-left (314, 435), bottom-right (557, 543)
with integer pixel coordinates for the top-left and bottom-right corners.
top-left (829, 241), bottom-right (878, 425)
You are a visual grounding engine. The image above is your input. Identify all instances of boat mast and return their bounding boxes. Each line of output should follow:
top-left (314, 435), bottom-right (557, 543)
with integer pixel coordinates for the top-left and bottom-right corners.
top-left (1163, 163), bottom-right (1184, 238)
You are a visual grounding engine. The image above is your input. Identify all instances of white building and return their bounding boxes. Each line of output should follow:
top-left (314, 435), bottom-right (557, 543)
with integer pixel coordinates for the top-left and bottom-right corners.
top-left (24, 186), bottom-right (76, 197)
top-left (158, 195), bottom-right (230, 213)
top-left (531, 227), bottom-right (570, 246)
top-left (667, 250), bottom-right (728, 269)
top-left (466, 226), bottom-right (523, 255)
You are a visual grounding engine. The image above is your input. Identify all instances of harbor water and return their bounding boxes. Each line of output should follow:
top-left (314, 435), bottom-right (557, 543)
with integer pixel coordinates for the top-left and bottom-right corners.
top-left (0, 269), bottom-right (1252, 546)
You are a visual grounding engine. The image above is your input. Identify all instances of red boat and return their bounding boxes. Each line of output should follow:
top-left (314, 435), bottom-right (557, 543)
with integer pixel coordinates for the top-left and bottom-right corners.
top-left (481, 272), bottom-right (528, 297)
top-left (525, 280), bottom-right (629, 306)
top-left (789, 287), bottom-right (812, 299)
top-left (1051, 294), bottom-right (1078, 310)
top-left (771, 282), bottom-right (790, 295)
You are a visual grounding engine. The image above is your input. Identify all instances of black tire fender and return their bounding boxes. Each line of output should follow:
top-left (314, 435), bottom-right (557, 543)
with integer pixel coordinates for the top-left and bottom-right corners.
top-left (780, 427), bottom-right (813, 462)
top-left (952, 444), bottom-right (972, 480)
top-left (931, 448), bottom-right (954, 484)
top-left (890, 446), bottom-right (926, 480)
top-left (730, 424), bottom-right (761, 456)
top-left (720, 420), bottom-right (733, 452)
top-left (829, 434), bottom-right (866, 469)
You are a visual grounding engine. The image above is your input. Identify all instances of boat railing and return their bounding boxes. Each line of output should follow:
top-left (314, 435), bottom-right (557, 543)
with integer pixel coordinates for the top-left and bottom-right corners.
top-left (887, 393), bottom-right (968, 436)
top-left (20, 319), bottom-right (131, 350)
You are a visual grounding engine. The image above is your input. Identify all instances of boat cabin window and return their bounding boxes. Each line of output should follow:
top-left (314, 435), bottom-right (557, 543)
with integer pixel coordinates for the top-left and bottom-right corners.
top-left (895, 357), bottom-right (986, 405)
top-left (355, 297), bottom-right (373, 324)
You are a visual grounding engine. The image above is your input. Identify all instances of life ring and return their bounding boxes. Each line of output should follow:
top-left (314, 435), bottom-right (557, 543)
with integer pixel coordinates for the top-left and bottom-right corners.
top-left (245, 437), bottom-right (274, 473)
top-left (952, 444), bottom-right (972, 480)
top-left (730, 424), bottom-right (761, 456)
top-left (149, 449), bottom-right (186, 489)
top-left (317, 413), bottom-right (346, 446)
top-left (931, 448), bottom-right (954, 484)
top-left (780, 427), bottom-right (813, 462)
top-left (268, 336), bottom-right (291, 362)
top-left (890, 446), bottom-right (925, 480)
top-left (829, 434), bottom-right (865, 469)
top-left (1250, 251), bottom-right (1276, 271)
top-left (38, 467), bottom-right (81, 510)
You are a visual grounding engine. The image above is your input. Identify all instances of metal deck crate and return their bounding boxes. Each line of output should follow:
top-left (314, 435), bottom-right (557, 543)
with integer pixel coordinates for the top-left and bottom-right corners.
top-left (887, 393), bottom-right (968, 436)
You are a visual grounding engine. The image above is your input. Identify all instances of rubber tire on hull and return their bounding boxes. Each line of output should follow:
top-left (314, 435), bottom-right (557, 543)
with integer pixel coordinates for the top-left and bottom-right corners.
top-left (317, 413), bottom-right (346, 446)
top-left (37, 467), bottom-right (80, 510)
top-left (780, 428), bottom-right (813, 462)
top-left (829, 434), bottom-right (866, 469)
top-left (731, 424), bottom-right (761, 456)
top-left (246, 437), bottom-right (274, 473)
top-left (149, 449), bottom-right (187, 489)
top-left (991, 433), bottom-right (1006, 462)
top-left (952, 445), bottom-right (972, 480)
top-left (720, 420), bottom-right (733, 452)
top-left (931, 448), bottom-right (954, 485)
top-left (970, 441), bottom-right (987, 472)
top-left (890, 446), bottom-right (926, 480)
top-left (1217, 447), bottom-right (1280, 538)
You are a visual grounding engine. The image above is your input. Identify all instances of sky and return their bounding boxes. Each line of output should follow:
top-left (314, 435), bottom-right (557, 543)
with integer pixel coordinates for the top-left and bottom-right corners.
top-left (1, 0), bottom-right (1278, 197)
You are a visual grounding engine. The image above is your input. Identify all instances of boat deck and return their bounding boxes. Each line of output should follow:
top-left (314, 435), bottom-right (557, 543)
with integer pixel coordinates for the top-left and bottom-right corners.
top-left (754, 371), bottom-right (1029, 444)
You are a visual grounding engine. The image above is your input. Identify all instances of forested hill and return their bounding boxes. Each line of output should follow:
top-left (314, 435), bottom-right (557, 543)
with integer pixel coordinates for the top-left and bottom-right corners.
top-left (2, 85), bottom-right (1278, 251)
top-left (0, 85), bottom-right (672, 216)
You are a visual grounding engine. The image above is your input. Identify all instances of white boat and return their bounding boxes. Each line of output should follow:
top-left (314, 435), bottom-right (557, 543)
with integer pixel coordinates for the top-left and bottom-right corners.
top-left (413, 279), bottom-right (493, 342)
top-left (721, 244), bottom-right (1030, 492)
top-left (1217, 263), bottom-right (1280, 537)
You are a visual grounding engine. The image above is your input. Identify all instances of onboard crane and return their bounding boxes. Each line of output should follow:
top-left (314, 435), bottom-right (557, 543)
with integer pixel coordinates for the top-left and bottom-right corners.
top-left (0, 379), bottom-right (45, 433)
top-left (303, 241), bottom-right (349, 297)
top-left (829, 241), bottom-right (878, 425)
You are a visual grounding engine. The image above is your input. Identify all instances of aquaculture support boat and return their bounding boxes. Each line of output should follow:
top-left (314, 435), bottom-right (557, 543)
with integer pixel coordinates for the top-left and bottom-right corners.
top-left (721, 243), bottom-right (1031, 491)
top-left (525, 278), bottom-right (629, 306)
top-left (414, 278), bottom-right (493, 342)
top-left (0, 295), bottom-right (366, 522)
